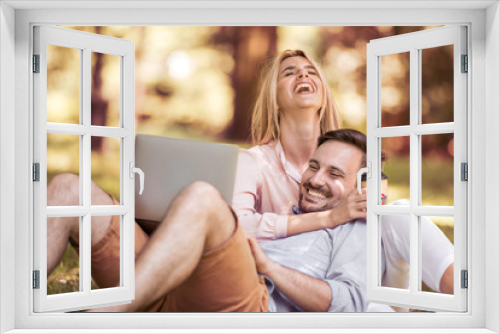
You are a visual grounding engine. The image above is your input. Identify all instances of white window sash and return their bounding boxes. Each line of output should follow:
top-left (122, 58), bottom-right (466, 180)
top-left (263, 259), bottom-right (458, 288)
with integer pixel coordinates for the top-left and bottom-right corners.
top-left (366, 25), bottom-right (468, 312)
top-left (33, 25), bottom-right (136, 313)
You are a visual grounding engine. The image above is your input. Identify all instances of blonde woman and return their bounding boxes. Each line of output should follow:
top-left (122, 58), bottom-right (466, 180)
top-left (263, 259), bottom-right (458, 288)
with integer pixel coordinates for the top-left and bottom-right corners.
top-left (233, 49), bottom-right (367, 240)
top-left (232, 50), bottom-right (454, 297)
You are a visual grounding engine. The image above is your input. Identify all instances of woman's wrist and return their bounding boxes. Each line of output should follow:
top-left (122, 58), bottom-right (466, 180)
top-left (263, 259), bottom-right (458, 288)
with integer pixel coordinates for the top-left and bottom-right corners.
top-left (328, 208), bottom-right (341, 228)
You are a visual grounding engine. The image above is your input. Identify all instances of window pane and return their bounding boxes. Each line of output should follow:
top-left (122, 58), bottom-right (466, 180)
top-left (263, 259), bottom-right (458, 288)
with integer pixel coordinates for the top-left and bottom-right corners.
top-left (420, 216), bottom-right (454, 294)
top-left (381, 136), bottom-right (410, 203)
top-left (92, 215), bottom-right (121, 290)
top-left (421, 133), bottom-right (454, 206)
top-left (421, 45), bottom-right (454, 124)
top-left (47, 44), bottom-right (80, 124)
top-left (47, 133), bottom-right (80, 206)
top-left (47, 216), bottom-right (81, 295)
top-left (380, 214), bottom-right (410, 291)
top-left (91, 137), bottom-right (121, 204)
top-left (381, 52), bottom-right (410, 127)
top-left (91, 52), bottom-right (121, 128)
top-left (361, 172), bottom-right (388, 205)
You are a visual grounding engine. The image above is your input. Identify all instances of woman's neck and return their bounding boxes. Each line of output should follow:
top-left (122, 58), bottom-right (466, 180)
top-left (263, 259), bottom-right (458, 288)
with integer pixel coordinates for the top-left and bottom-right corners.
top-left (279, 111), bottom-right (321, 174)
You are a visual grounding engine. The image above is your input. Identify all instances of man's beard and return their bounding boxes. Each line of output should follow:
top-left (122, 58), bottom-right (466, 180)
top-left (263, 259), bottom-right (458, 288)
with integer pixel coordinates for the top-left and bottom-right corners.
top-left (298, 182), bottom-right (335, 213)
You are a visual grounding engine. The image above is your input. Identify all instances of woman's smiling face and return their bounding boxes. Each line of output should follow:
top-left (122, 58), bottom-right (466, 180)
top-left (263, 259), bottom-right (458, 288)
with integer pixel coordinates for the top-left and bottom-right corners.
top-left (276, 56), bottom-right (324, 113)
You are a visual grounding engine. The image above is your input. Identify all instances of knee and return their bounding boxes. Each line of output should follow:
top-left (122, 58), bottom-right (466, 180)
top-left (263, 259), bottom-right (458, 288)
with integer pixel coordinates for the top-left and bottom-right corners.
top-left (183, 181), bottom-right (224, 203)
top-left (49, 172), bottom-right (79, 187)
top-left (176, 181), bottom-right (226, 211)
top-left (47, 173), bottom-right (80, 205)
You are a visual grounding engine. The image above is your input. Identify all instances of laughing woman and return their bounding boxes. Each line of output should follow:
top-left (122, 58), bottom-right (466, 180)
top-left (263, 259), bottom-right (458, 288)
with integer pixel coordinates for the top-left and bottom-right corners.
top-left (232, 49), bottom-right (454, 297)
top-left (233, 49), bottom-right (366, 240)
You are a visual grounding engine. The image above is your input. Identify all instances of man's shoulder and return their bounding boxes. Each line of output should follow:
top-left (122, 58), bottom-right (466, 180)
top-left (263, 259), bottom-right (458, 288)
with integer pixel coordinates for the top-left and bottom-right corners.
top-left (326, 219), bottom-right (367, 235)
top-left (354, 218), bottom-right (367, 225)
top-left (322, 219), bottom-right (367, 250)
top-left (328, 218), bottom-right (366, 229)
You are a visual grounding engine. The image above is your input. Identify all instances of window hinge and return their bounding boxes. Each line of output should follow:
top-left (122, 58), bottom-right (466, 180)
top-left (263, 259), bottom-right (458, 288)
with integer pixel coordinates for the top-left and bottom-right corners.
top-left (33, 163), bottom-right (40, 182)
top-left (461, 162), bottom-right (468, 181)
top-left (461, 54), bottom-right (468, 73)
top-left (461, 270), bottom-right (468, 289)
top-left (33, 54), bottom-right (40, 73)
top-left (33, 270), bottom-right (40, 289)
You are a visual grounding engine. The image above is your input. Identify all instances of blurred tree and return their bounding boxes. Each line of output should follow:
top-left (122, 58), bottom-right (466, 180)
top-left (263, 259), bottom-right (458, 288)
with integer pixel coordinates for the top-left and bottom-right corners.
top-left (320, 26), bottom-right (451, 157)
top-left (379, 27), bottom-right (453, 157)
top-left (213, 27), bottom-right (277, 142)
top-left (63, 25), bottom-right (452, 154)
top-left (134, 26), bottom-right (148, 127)
top-left (90, 26), bottom-right (109, 152)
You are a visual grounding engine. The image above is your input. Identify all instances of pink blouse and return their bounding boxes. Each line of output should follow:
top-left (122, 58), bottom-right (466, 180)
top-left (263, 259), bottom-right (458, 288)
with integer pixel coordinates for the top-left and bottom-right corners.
top-left (232, 141), bottom-right (302, 239)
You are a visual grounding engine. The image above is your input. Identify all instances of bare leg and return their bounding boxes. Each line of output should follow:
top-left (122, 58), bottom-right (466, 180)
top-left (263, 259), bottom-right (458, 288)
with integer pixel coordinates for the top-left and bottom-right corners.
top-left (439, 263), bottom-right (454, 294)
top-left (47, 173), bottom-right (115, 275)
top-left (89, 181), bottom-right (236, 312)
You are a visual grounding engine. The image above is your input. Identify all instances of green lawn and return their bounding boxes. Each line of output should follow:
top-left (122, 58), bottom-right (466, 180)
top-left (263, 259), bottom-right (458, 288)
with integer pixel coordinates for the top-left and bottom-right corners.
top-left (47, 244), bottom-right (100, 295)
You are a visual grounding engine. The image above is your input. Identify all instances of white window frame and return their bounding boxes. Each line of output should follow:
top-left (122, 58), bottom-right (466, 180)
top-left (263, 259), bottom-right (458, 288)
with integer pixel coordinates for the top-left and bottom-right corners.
top-left (0, 1), bottom-right (499, 333)
top-left (33, 25), bottom-right (136, 312)
top-left (366, 26), bottom-right (467, 312)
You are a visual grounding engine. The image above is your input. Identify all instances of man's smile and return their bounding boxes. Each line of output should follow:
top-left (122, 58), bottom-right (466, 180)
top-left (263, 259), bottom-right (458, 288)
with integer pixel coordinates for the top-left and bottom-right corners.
top-left (303, 183), bottom-right (332, 203)
top-left (308, 189), bottom-right (327, 200)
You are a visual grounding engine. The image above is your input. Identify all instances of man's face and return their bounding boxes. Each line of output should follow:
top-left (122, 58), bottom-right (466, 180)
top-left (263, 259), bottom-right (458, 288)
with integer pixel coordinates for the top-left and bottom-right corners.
top-left (299, 140), bottom-right (364, 213)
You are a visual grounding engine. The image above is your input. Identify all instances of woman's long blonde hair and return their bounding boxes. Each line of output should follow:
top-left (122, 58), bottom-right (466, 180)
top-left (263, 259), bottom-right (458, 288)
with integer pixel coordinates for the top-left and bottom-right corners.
top-left (251, 50), bottom-right (341, 145)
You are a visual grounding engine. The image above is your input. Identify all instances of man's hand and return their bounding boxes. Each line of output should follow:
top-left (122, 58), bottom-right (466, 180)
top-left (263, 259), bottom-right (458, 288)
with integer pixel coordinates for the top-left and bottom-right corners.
top-left (247, 236), bottom-right (275, 276)
top-left (328, 188), bottom-right (367, 228)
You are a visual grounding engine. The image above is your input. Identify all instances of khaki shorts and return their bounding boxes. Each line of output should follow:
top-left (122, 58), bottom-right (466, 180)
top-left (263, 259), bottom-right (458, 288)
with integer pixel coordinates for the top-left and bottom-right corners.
top-left (84, 214), bottom-right (269, 312)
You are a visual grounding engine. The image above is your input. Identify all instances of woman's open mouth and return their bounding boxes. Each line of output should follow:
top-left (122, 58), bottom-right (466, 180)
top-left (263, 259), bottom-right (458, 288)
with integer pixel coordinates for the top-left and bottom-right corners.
top-left (294, 82), bottom-right (315, 94)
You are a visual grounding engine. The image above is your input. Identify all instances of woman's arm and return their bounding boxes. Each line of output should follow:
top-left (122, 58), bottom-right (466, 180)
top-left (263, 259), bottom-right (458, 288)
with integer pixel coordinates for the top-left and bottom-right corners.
top-left (233, 149), bottom-right (289, 239)
top-left (287, 188), bottom-right (367, 235)
top-left (233, 149), bottom-right (368, 239)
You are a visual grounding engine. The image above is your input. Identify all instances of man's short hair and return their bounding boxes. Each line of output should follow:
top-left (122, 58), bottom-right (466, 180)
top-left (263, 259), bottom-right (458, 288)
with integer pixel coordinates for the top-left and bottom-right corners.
top-left (317, 129), bottom-right (388, 168)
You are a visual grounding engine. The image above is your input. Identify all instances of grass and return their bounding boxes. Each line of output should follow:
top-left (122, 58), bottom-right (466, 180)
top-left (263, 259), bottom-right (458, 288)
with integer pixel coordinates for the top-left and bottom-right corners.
top-left (48, 244), bottom-right (99, 295)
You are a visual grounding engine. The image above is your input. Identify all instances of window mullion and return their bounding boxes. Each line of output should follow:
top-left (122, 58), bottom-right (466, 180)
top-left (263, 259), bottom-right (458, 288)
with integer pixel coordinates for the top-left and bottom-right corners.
top-left (412, 123), bottom-right (454, 135)
top-left (81, 47), bottom-right (92, 295)
top-left (409, 47), bottom-right (420, 295)
top-left (373, 123), bottom-right (454, 138)
top-left (122, 52), bottom-right (134, 292)
top-left (78, 49), bottom-right (84, 209)
top-left (82, 47), bottom-right (91, 208)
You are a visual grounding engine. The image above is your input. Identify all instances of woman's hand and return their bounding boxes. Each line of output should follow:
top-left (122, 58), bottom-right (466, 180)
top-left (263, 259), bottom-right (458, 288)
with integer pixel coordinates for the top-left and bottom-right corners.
top-left (328, 188), bottom-right (367, 228)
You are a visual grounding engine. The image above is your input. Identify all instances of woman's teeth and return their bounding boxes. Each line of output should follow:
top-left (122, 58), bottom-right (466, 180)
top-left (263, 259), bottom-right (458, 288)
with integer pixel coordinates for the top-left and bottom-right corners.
top-left (295, 83), bottom-right (313, 93)
top-left (308, 189), bottom-right (326, 200)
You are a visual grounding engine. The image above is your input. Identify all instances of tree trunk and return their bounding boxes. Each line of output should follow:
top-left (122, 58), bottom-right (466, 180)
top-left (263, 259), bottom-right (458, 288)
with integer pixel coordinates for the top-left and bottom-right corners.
top-left (91, 26), bottom-right (108, 152)
top-left (223, 26), bottom-right (277, 143)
